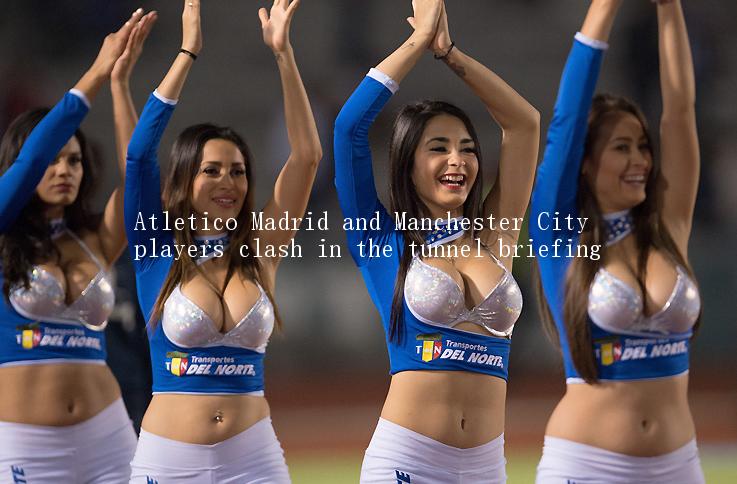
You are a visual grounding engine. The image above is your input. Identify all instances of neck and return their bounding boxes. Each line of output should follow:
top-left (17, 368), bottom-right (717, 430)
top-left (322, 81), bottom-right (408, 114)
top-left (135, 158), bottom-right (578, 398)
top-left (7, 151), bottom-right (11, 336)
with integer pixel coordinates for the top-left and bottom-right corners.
top-left (44, 205), bottom-right (64, 220)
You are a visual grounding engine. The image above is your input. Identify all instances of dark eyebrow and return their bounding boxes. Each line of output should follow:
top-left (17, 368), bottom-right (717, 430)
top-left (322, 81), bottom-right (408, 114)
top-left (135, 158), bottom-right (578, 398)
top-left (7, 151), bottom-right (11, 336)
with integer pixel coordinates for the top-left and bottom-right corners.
top-left (426, 137), bottom-right (476, 145)
top-left (611, 136), bottom-right (634, 143)
top-left (200, 160), bottom-right (246, 167)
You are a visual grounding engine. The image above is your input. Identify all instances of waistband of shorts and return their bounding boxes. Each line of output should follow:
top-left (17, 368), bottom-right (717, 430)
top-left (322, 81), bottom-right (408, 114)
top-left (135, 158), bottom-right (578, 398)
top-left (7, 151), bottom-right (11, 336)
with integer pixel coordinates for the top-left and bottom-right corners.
top-left (542, 436), bottom-right (699, 471)
top-left (367, 417), bottom-right (505, 473)
top-left (136, 416), bottom-right (277, 468)
top-left (0, 397), bottom-right (131, 443)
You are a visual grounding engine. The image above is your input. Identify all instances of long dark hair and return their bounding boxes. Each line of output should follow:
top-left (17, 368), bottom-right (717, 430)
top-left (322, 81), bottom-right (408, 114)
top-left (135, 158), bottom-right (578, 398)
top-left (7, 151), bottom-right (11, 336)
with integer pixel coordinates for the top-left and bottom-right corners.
top-left (149, 124), bottom-right (281, 330)
top-left (388, 101), bottom-right (484, 340)
top-left (0, 108), bottom-right (99, 298)
top-left (536, 94), bottom-right (699, 383)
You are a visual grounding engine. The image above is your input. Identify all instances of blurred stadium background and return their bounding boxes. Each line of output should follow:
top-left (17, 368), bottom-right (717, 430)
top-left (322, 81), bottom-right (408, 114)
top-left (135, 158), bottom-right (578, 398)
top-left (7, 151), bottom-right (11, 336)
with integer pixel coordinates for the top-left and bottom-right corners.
top-left (2, 1), bottom-right (735, 482)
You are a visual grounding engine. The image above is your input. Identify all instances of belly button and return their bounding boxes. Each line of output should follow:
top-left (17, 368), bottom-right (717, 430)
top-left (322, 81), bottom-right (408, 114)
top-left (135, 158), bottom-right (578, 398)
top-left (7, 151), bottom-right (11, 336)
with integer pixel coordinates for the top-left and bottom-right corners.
top-left (67, 402), bottom-right (75, 414)
top-left (640, 419), bottom-right (649, 430)
top-left (461, 418), bottom-right (466, 430)
top-left (213, 410), bottom-right (224, 423)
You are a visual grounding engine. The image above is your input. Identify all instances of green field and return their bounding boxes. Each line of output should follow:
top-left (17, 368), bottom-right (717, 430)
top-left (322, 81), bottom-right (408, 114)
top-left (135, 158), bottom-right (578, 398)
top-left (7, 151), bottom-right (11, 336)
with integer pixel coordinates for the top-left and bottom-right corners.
top-left (288, 450), bottom-right (737, 483)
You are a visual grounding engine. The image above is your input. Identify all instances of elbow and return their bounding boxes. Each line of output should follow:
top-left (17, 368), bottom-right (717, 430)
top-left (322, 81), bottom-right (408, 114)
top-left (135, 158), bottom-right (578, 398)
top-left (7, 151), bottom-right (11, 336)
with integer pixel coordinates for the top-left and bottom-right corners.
top-left (334, 107), bottom-right (358, 139)
top-left (292, 144), bottom-right (323, 169)
top-left (504, 108), bottom-right (541, 139)
top-left (523, 106), bottom-right (542, 132)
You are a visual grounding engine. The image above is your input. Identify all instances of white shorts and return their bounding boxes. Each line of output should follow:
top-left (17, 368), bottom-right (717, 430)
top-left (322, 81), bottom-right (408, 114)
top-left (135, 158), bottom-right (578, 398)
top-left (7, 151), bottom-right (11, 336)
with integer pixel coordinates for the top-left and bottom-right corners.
top-left (0, 398), bottom-right (137, 483)
top-left (129, 417), bottom-right (290, 484)
top-left (360, 417), bottom-right (507, 484)
top-left (536, 436), bottom-right (705, 484)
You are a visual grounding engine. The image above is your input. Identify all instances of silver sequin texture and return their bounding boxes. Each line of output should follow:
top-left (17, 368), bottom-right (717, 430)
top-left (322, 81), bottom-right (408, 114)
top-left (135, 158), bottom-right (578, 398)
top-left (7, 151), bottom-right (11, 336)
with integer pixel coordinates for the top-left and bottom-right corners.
top-left (588, 266), bottom-right (700, 336)
top-left (10, 267), bottom-right (114, 330)
top-left (404, 256), bottom-right (522, 337)
top-left (163, 284), bottom-right (274, 353)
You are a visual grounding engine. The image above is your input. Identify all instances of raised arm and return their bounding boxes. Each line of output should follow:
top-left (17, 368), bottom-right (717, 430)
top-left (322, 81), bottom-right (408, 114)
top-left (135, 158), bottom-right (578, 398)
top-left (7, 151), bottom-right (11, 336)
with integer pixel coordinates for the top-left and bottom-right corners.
top-left (655, 0), bottom-right (698, 251)
top-left (415, 2), bottom-right (540, 259)
top-left (530, 0), bottom-right (621, 290)
top-left (255, 0), bottom-right (323, 260)
top-left (0, 9), bottom-right (144, 232)
top-left (125, 0), bottom-right (200, 272)
top-left (333, 1), bottom-right (441, 266)
top-left (97, 12), bottom-right (157, 266)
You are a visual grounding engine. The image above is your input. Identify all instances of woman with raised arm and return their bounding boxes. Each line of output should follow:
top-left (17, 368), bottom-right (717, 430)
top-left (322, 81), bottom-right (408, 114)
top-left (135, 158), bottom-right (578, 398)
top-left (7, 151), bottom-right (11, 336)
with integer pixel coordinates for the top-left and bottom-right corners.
top-left (335, 1), bottom-right (539, 482)
top-left (0, 9), bottom-right (156, 482)
top-left (126, 0), bottom-right (321, 482)
top-left (531, 0), bottom-right (704, 482)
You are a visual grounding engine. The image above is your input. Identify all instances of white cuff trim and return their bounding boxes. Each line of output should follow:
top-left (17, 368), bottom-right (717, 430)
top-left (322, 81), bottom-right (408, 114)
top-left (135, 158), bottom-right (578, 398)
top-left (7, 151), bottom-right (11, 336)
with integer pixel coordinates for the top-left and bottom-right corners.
top-left (367, 68), bottom-right (399, 94)
top-left (153, 90), bottom-right (178, 106)
top-left (575, 32), bottom-right (609, 51)
top-left (68, 89), bottom-right (91, 109)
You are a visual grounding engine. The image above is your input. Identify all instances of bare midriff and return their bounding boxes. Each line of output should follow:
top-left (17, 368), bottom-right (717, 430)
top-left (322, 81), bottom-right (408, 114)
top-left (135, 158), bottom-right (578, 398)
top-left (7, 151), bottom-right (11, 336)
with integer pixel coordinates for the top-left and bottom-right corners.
top-left (546, 373), bottom-right (694, 456)
top-left (0, 363), bottom-right (121, 426)
top-left (381, 370), bottom-right (506, 449)
top-left (142, 393), bottom-right (270, 444)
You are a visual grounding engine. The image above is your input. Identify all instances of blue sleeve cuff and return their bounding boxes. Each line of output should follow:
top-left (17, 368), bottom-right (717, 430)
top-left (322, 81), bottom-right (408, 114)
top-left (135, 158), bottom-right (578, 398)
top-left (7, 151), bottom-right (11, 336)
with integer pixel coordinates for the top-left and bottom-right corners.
top-left (574, 32), bottom-right (609, 51)
top-left (68, 89), bottom-right (91, 109)
top-left (153, 90), bottom-right (178, 106)
top-left (367, 68), bottom-right (399, 94)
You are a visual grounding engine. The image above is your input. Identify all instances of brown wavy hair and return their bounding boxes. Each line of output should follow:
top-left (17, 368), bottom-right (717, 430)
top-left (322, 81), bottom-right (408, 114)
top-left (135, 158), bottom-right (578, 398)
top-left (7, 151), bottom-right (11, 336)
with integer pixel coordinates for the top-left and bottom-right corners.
top-left (148, 124), bottom-right (281, 330)
top-left (388, 101), bottom-right (484, 341)
top-left (0, 108), bottom-right (100, 298)
top-left (536, 94), bottom-right (699, 383)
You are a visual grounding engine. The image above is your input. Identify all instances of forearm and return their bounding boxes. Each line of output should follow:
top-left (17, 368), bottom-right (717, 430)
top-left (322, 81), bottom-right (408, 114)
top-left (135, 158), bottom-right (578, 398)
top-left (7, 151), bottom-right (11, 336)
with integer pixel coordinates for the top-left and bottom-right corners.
top-left (657, 0), bottom-right (695, 115)
top-left (157, 54), bottom-right (195, 101)
top-left (441, 47), bottom-right (539, 132)
top-left (275, 47), bottom-right (322, 164)
top-left (73, 66), bottom-right (108, 104)
top-left (111, 80), bottom-right (138, 177)
top-left (580, 0), bottom-right (623, 43)
top-left (376, 32), bottom-right (434, 84)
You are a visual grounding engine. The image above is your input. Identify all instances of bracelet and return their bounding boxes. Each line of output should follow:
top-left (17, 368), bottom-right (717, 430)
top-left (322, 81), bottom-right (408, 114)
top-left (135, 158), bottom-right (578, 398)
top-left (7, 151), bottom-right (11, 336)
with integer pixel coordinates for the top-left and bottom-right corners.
top-left (179, 48), bottom-right (198, 61)
top-left (434, 42), bottom-right (455, 60)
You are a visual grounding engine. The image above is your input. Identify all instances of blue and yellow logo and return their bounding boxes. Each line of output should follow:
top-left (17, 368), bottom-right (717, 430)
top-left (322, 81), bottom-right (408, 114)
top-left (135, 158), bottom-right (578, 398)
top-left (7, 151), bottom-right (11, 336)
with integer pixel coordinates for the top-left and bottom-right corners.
top-left (416, 333), bottom-right (442, 362)
top-left (166, 352), bottom-right (189, 376)
top-left (16, 323), bottom-right (42, 349)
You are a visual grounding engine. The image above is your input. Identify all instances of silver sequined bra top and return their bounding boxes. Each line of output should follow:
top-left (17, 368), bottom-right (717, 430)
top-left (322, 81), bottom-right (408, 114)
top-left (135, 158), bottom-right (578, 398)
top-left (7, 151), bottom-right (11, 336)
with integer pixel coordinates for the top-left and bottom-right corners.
top-left (162, 282), bottom-right (274, 353)
top-left (9, 231), bottom-right (114, 330)
top-left (588, 266), bottom-right (700, 336)
top-left (404, 249), bottom-right (522, 337)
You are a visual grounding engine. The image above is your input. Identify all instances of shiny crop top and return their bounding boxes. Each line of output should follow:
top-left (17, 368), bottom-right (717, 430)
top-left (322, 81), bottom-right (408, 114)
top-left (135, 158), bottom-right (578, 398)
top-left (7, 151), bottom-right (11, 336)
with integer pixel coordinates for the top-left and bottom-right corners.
top-left (588, 266), bottom-right (700, 337)
top-left (530, 34), bottom-right (699, 382)
top-left (125, 92), bottom-right (268, 395)
top-left (0, 90), bottom-right (110, 367)
top-left (334, 70), bottom-right (516, 381)
top-left (405, 249), bottom-right (522, 338)
top-left (10, 230), bottom-right (114, 330)
top-left (163, 283), bottom-right (274, 353)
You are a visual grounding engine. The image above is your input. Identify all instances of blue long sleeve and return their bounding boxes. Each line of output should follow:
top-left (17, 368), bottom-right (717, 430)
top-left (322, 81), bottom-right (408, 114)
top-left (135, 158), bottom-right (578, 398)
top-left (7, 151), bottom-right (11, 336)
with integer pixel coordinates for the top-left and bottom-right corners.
top-left (124, 94), bottom-right (175, 276)
top-left (529, 39), bottom-right (605, 378)
top-left (0, 92), bottom-right (89, 233)
top-left (334, 76), bottom-right (397, 267)
top-left (124, 93), bottom-right (177, 323)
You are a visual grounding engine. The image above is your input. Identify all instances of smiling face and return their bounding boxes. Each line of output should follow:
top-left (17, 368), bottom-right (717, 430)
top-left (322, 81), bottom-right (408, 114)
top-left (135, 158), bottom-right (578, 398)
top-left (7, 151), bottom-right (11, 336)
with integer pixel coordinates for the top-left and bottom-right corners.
top-left (583, 112), bottom-right (653, 214)
top-left (35, 136), bottom-right (84, 214)
top-left (410, 114), bottom-right (479, 219)
top-left (191, 138), bottom-right (248, 229)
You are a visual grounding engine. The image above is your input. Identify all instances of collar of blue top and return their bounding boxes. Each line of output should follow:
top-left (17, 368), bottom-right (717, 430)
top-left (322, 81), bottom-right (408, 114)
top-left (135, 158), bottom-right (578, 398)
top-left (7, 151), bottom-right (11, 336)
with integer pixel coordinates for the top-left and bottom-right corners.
top-left (49, 217), bottom-right (66, 239)
top-left (603, 210), bottom-right (634, 247)
top-left (424, 217), bottom-right (465, 248)
top-left (194, 233), bottom-right (230, 265)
